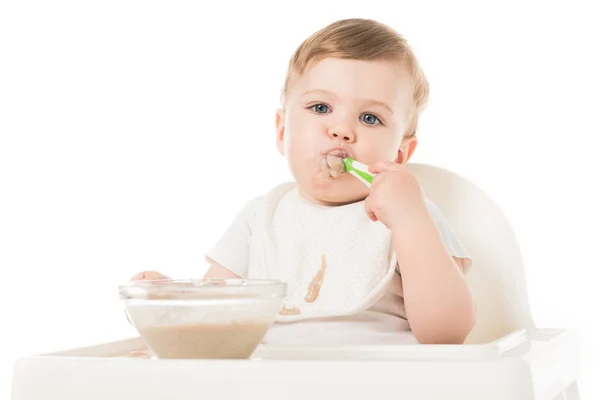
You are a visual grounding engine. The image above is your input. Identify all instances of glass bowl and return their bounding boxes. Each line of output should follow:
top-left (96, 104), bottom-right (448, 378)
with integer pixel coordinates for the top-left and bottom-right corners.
top-left (120, 279), bottom-right (286, 359)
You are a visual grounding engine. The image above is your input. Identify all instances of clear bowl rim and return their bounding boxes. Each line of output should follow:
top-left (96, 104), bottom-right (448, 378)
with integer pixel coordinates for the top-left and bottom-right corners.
top-left (119, 278), bottom-right (286, 300)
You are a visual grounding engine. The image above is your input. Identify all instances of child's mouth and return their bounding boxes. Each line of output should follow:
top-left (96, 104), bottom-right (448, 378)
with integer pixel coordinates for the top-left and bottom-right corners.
top-left (320, 149), bottom-right (348, 178)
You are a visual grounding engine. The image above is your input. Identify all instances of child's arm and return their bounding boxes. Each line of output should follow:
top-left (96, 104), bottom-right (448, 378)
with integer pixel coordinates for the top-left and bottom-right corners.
top-left (365, 161), bottom-right (476, 344)
top-left (392, 216), bottom-right (475, 344)
top-left (202, 197), bottom-right (262, 280)
top-left (203, 261), bottom-right (241, 279)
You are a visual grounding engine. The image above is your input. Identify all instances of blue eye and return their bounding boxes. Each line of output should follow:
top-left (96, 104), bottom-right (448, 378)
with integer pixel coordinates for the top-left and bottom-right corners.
top-left (311, 104), bottom-right (330, 114)
top-left (361, 113), bottom-right (381, 125)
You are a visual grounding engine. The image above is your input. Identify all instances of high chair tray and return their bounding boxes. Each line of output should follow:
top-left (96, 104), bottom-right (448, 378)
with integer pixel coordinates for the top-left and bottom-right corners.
top-left (12, 328), bottom-right (578, 400)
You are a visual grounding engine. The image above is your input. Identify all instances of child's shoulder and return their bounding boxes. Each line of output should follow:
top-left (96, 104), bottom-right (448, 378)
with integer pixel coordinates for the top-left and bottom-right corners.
top-left (238, 181), bottom-right (298, 217)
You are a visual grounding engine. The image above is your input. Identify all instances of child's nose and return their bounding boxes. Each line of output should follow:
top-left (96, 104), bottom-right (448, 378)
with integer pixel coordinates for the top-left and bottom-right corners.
top-left (328, 126), bottom-right (355, 143)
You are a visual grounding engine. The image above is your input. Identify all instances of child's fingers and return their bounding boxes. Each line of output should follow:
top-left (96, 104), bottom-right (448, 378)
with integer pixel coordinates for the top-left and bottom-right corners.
top-left (130, 272), bottom-right (145, 281)
top-left (364, 198), bottom-right (379, 222)
top-left (366, 209), bottom-right (378, 222)
top-left (130, 270), bottom-right (168, 281)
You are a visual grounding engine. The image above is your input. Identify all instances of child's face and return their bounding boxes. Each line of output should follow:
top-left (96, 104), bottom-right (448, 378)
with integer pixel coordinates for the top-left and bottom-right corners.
top-left (276, 58), bottom-right (417, 206)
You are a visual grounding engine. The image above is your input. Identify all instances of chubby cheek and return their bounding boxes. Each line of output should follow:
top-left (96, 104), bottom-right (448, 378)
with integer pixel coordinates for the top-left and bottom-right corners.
top-left (284, 116), bottom-right (323, 164)
top-left (383, 145), bottom-right (401, 162)
top-left (284, 139), bottom-right (318, 185)
top-left (286, 132), bottom-right (319, 170)
top-left (356, 140), bottom-right (400, 165)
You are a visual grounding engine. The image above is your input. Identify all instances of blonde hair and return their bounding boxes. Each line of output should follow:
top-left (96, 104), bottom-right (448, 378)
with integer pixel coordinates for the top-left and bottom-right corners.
top-left (281, 18), bottom-right (429, 137)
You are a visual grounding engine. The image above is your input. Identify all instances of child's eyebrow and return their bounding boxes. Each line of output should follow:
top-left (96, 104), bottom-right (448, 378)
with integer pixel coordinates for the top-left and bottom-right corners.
top-left (361, 99), bottom-right (393, 115)
top-left (301, 89), bottom-right (393, 115)
top-left (301, 89), bottom-right (337, 98)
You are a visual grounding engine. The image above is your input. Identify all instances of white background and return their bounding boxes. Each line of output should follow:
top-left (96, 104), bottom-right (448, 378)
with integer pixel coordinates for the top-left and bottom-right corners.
top-left (1, 0), bottom-right (598, 398)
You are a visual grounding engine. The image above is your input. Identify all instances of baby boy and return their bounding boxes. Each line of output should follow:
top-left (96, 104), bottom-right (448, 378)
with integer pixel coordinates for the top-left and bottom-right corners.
top-left (133, 18), bottom-right (475, 345)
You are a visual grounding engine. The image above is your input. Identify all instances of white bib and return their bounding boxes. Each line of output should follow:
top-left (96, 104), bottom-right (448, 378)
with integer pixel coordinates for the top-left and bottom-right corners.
top-left (247, 183), bottom-right (398, 323)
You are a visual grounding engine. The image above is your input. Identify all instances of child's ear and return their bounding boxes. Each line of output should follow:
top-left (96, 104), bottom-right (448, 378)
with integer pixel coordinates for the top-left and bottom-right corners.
top-left (275, 109), bottom-right (286, 156)
top-left (395, 135), bottom-right (418, 164)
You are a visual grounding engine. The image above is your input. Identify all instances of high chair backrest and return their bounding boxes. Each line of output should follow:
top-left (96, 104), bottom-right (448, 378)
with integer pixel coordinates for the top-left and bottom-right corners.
top-left (407, 163), bottom-right (536, 344)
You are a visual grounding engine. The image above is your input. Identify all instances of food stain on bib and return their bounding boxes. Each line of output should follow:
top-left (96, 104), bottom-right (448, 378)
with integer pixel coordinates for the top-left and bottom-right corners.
top-left (279, 305), bottom-right (301, 315)
top-left (305, 253), bottom-right (327, 303)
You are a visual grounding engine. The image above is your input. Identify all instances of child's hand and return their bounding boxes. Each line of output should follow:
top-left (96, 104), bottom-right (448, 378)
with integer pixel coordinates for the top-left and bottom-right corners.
top-left (364, 161), bottom-right (429, 231)
top-left (125, 270), bottom-right (170, 324)
top-left (130, 270), bottom-right (170, 281)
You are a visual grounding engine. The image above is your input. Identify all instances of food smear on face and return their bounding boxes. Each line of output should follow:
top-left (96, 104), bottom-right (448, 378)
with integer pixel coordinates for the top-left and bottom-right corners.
top-left (325, 155), bottom-right (345, 178)
top-left (305, 253), bottom-right (327, 303)
top-left (320, 153), bottom-right (346, 179)
top-left (137, 320), bottom-right (272, 359)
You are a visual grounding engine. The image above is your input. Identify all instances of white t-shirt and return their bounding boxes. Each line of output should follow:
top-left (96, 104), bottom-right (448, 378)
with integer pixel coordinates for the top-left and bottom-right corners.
top-left (206, 182), bottom-right (471, 345)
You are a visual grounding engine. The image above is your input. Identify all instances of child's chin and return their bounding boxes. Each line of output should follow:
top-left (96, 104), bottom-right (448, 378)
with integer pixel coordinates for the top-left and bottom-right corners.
top-left (311, 173), bottom-right (346, 192)
top-left (308, 177), bottom-right (367, 205)
top-left (318, 192), bottom-right (366, 206)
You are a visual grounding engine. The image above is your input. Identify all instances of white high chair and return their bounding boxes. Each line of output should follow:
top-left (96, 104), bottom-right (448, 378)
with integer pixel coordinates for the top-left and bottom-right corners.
top-left (11, 163), bottom-right (580, 400)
